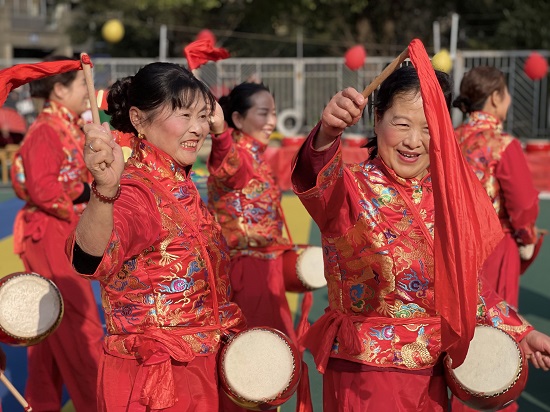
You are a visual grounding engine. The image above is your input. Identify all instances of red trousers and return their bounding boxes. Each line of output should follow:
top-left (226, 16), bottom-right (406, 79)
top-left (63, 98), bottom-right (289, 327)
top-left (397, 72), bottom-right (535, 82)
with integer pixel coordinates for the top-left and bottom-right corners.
top-left (98, 352), bottom-right (219, 412)
top-left (19, 217), bottom-right (103, 412)
top-left (228, 255), bottom-right (297, 343)
top-left (219, 255), bottom-right (298, 412)
top-left (323, 363), bottom-right (448, 412)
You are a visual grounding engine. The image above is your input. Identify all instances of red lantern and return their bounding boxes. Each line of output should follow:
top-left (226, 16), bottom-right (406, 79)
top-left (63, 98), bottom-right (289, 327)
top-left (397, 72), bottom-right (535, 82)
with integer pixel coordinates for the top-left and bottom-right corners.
top-left (344, 45), bottom-right (367, 71)
top-left (196, 29), bottom-right (216, 45)
top-left (524, 52), bottom-right (548, 80)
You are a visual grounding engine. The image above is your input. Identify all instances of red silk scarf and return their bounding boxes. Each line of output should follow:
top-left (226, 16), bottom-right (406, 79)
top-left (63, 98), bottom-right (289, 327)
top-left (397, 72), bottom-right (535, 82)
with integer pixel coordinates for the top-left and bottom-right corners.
top-left (0, 60), bottom-right (83, 107)
top-left (408, 39), bottom-right (504, 367)
top-left (184, 39), bottom-right (230, 70)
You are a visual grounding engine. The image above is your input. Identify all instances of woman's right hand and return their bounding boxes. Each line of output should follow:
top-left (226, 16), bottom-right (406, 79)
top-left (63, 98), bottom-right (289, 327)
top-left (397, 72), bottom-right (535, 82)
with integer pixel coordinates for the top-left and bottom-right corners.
top-left (316, 87), bottom-right (367, 149)
top-left (83, 122), bottom-right (125, 191)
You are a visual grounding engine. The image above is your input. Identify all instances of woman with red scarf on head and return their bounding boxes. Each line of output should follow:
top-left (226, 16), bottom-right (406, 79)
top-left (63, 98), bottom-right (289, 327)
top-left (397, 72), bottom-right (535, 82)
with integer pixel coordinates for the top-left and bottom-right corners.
top-left (10, 55), bottom-right (104, 412)
top-left (452, 66), bottom-right (543, 412)
top-left (291, 57), bottom-right (550, 410)
top-left (206, 82), bottom-right (298, 411)
top-left (67, 62), bottom-right (245, 412)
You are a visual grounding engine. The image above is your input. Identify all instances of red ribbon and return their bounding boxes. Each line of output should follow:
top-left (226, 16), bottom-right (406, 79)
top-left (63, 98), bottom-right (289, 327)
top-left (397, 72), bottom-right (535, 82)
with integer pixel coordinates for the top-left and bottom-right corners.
top-left (408, 39), bottom-right (504, 367)
top-left (184, 39), bottom-right (230, 70)
top-left (301, 309), bottom-right (364, 374)
top-left (0, 59), bottom-right (84, 107)
top-left (124, 329), bottom-right (201, 409)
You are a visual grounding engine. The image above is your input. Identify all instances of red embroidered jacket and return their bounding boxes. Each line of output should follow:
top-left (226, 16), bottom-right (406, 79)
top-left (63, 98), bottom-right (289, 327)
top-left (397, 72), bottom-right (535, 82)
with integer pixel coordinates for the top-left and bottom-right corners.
top-left (292, 130), bottom-right (532, 372)
top-left (207, 129), bottom-right (289, 258)
top-left (455, 111), bottom-right (538, 245)
top-left (67, 139), bottom-right (245, 359)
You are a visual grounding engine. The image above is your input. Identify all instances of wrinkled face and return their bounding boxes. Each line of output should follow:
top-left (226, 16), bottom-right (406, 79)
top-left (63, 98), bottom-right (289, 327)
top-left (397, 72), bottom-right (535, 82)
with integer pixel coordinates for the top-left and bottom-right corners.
top-left (375, 92), bottom-right (431, 180)
top-left (137, 96), bottom-right (210, 167)
top-left (232, 90), bottom-right (276, 144)
top-left (59, 71), bottom-right (89, 116)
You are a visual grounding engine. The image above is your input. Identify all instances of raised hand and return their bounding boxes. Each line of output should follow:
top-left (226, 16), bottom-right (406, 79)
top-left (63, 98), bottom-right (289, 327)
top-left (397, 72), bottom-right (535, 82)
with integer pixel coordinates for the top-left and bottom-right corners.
top-left (315, 87), bottom-right (367, 150)
top-left (209, 101), bottom-right (226, 136)
top-left (83, 122), bottom-right (125, 193)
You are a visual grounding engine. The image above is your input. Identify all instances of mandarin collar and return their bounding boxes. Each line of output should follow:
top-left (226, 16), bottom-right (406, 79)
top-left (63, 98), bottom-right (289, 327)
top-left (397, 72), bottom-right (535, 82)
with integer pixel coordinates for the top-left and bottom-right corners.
top-left (466, 111), bottom-right (503, 132)
top-left (131, 137), bottom-right (192, 179)
top-left (234, 130), bottom-right (268, 159)
top-left (42, 100), bottom-right (82, 126)
top-left (373, 156), bottom-right (432, 189)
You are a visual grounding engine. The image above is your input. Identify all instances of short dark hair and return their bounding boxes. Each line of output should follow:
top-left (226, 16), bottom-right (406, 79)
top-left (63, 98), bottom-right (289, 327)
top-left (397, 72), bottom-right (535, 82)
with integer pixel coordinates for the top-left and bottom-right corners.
top-left (107, 62), bottom-right (216, 135)
top-left (29, 55), bottom-right (79, 99)
top-left (218, 82), bottom-right (271, 129)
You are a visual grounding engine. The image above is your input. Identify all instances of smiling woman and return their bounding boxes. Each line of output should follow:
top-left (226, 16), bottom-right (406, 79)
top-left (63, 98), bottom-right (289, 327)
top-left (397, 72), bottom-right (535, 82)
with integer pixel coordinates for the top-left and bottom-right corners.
top-left (206, 82), bottom-right (302, 411)
top-left (66, 62), bottom-right (246, 412)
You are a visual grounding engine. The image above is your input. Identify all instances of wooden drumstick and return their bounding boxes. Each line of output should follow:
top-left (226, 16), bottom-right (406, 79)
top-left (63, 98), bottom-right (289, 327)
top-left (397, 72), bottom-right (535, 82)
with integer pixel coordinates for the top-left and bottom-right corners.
top-left (80, 52), bottom-right (101, 125)
top-left (361, 47), bottom-right (409, 99)
top-left (0, 373), bottom-right (32, 411)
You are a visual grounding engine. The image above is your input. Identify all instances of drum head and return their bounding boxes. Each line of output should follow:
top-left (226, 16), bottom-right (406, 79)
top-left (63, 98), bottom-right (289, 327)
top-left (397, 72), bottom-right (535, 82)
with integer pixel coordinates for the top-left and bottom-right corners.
top-left (0, 274), bottom-right (62, 339)
top-left (452, 326), bottom-right (522, 395)
top-left (297, 246), bottom-right (326, 289)
top-left (222, 329), bottom-right (295, 402)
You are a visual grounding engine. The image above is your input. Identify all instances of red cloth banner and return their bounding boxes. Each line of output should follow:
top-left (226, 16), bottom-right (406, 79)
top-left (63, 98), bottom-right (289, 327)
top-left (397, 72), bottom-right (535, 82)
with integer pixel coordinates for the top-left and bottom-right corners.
top-left (0, 60), bottom-right (83, 107)
top-left (184, 39), bottom-right (230, 70)
top-left (408, 39), bottom-right (504, 367)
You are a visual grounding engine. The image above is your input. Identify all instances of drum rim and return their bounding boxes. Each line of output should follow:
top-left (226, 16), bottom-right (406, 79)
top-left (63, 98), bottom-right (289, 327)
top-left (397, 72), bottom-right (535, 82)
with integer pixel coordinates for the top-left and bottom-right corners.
top-left (445, 324), bottom-right (525, 399)
top-left (0, 272), bottom-right (64, 343)
top-left (219, 327), bottom-right (298, 404)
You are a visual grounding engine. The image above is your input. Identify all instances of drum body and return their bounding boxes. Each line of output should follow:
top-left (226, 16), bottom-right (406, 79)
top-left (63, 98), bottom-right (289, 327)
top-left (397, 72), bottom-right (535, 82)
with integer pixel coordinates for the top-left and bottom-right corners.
top-left (0, 272), bottom-right (64, 346)
top-left (444, 325), bottom-right (528, 411)
top-left (283, 245), bottom-right (326, 293)
top-left (218, 327), bottom-right (301, 411)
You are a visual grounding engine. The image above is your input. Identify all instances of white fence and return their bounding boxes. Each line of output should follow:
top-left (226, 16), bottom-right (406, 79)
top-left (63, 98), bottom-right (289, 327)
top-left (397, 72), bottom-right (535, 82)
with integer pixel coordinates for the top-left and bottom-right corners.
top-left (2, 50), bottom-right (549, 139)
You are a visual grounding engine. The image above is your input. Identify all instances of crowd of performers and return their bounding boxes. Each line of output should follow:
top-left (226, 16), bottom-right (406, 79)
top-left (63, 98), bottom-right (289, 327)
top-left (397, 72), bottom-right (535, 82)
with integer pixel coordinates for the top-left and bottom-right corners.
top-left (1, 38), bottom-right (549, 412)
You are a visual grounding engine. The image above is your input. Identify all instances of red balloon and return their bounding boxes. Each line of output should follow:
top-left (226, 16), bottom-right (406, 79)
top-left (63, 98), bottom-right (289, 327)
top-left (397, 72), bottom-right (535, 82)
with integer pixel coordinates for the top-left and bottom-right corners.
top-left (344, 45), bottom-right (367, 71)
top-left (196, 29), bottom-right (216, 45)
top-left (524, 52), bottom-right (548, 80)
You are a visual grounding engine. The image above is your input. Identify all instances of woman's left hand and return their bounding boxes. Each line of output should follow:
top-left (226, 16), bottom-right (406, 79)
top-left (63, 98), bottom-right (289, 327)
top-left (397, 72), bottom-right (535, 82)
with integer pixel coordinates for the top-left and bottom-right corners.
top-left (520, 330), bottom-right (550, 371)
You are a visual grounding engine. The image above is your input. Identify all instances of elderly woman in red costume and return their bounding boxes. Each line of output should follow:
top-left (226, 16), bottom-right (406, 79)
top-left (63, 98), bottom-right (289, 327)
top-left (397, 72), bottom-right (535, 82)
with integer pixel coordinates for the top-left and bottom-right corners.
top-left (11, 55), bottom-right (104, 412)
top-left (453, 66), bottom-right (541, 311)
top-left (291, 41), bottom-right (550, 411)
top-left (66, 62), bottom-right (245, 412)
top-left (207, 82), bottom-right (297, 340)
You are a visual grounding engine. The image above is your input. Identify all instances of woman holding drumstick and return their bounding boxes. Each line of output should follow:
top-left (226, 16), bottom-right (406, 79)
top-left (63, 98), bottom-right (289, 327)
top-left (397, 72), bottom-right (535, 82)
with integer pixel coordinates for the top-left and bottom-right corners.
top-left (291, 40), bottom-right (550, 411)
top-left (67, 62), bottom-right (245, 412)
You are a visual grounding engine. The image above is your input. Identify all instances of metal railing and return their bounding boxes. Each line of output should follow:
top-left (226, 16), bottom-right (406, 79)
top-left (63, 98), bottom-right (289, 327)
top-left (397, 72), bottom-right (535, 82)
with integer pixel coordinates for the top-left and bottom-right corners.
top-left (2, 50), bottom-right (549, 139)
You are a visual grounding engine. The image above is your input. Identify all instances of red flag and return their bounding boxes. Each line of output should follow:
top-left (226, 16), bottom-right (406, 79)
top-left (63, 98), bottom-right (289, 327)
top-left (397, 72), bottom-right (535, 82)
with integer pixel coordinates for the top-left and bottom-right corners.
top-left (184, 39), bottom-right (230, 70)
top-left (0, 59), bottom-right (83, 107)
top-left (407, 39), bottom-right (504, 367)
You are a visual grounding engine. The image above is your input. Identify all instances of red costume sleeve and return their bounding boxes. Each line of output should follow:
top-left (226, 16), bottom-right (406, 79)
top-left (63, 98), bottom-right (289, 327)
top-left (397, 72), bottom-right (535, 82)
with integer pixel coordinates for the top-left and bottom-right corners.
top-left (477, 275), bottom-right (534, 341)
top-left (292, 122), bottom-right (340, 193)
top-left (207, 129), bottom-right (255, 189)
top-left (495, 139), bottom-right (539, 245)
top-left (207, 129), bottom-right (233, 170)
top-left (291, 125), bottom-right (360, 235)
top-left (20, 123), bottom-right (82, 221)
top-left (67, 180), bottom-right (162, 279)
